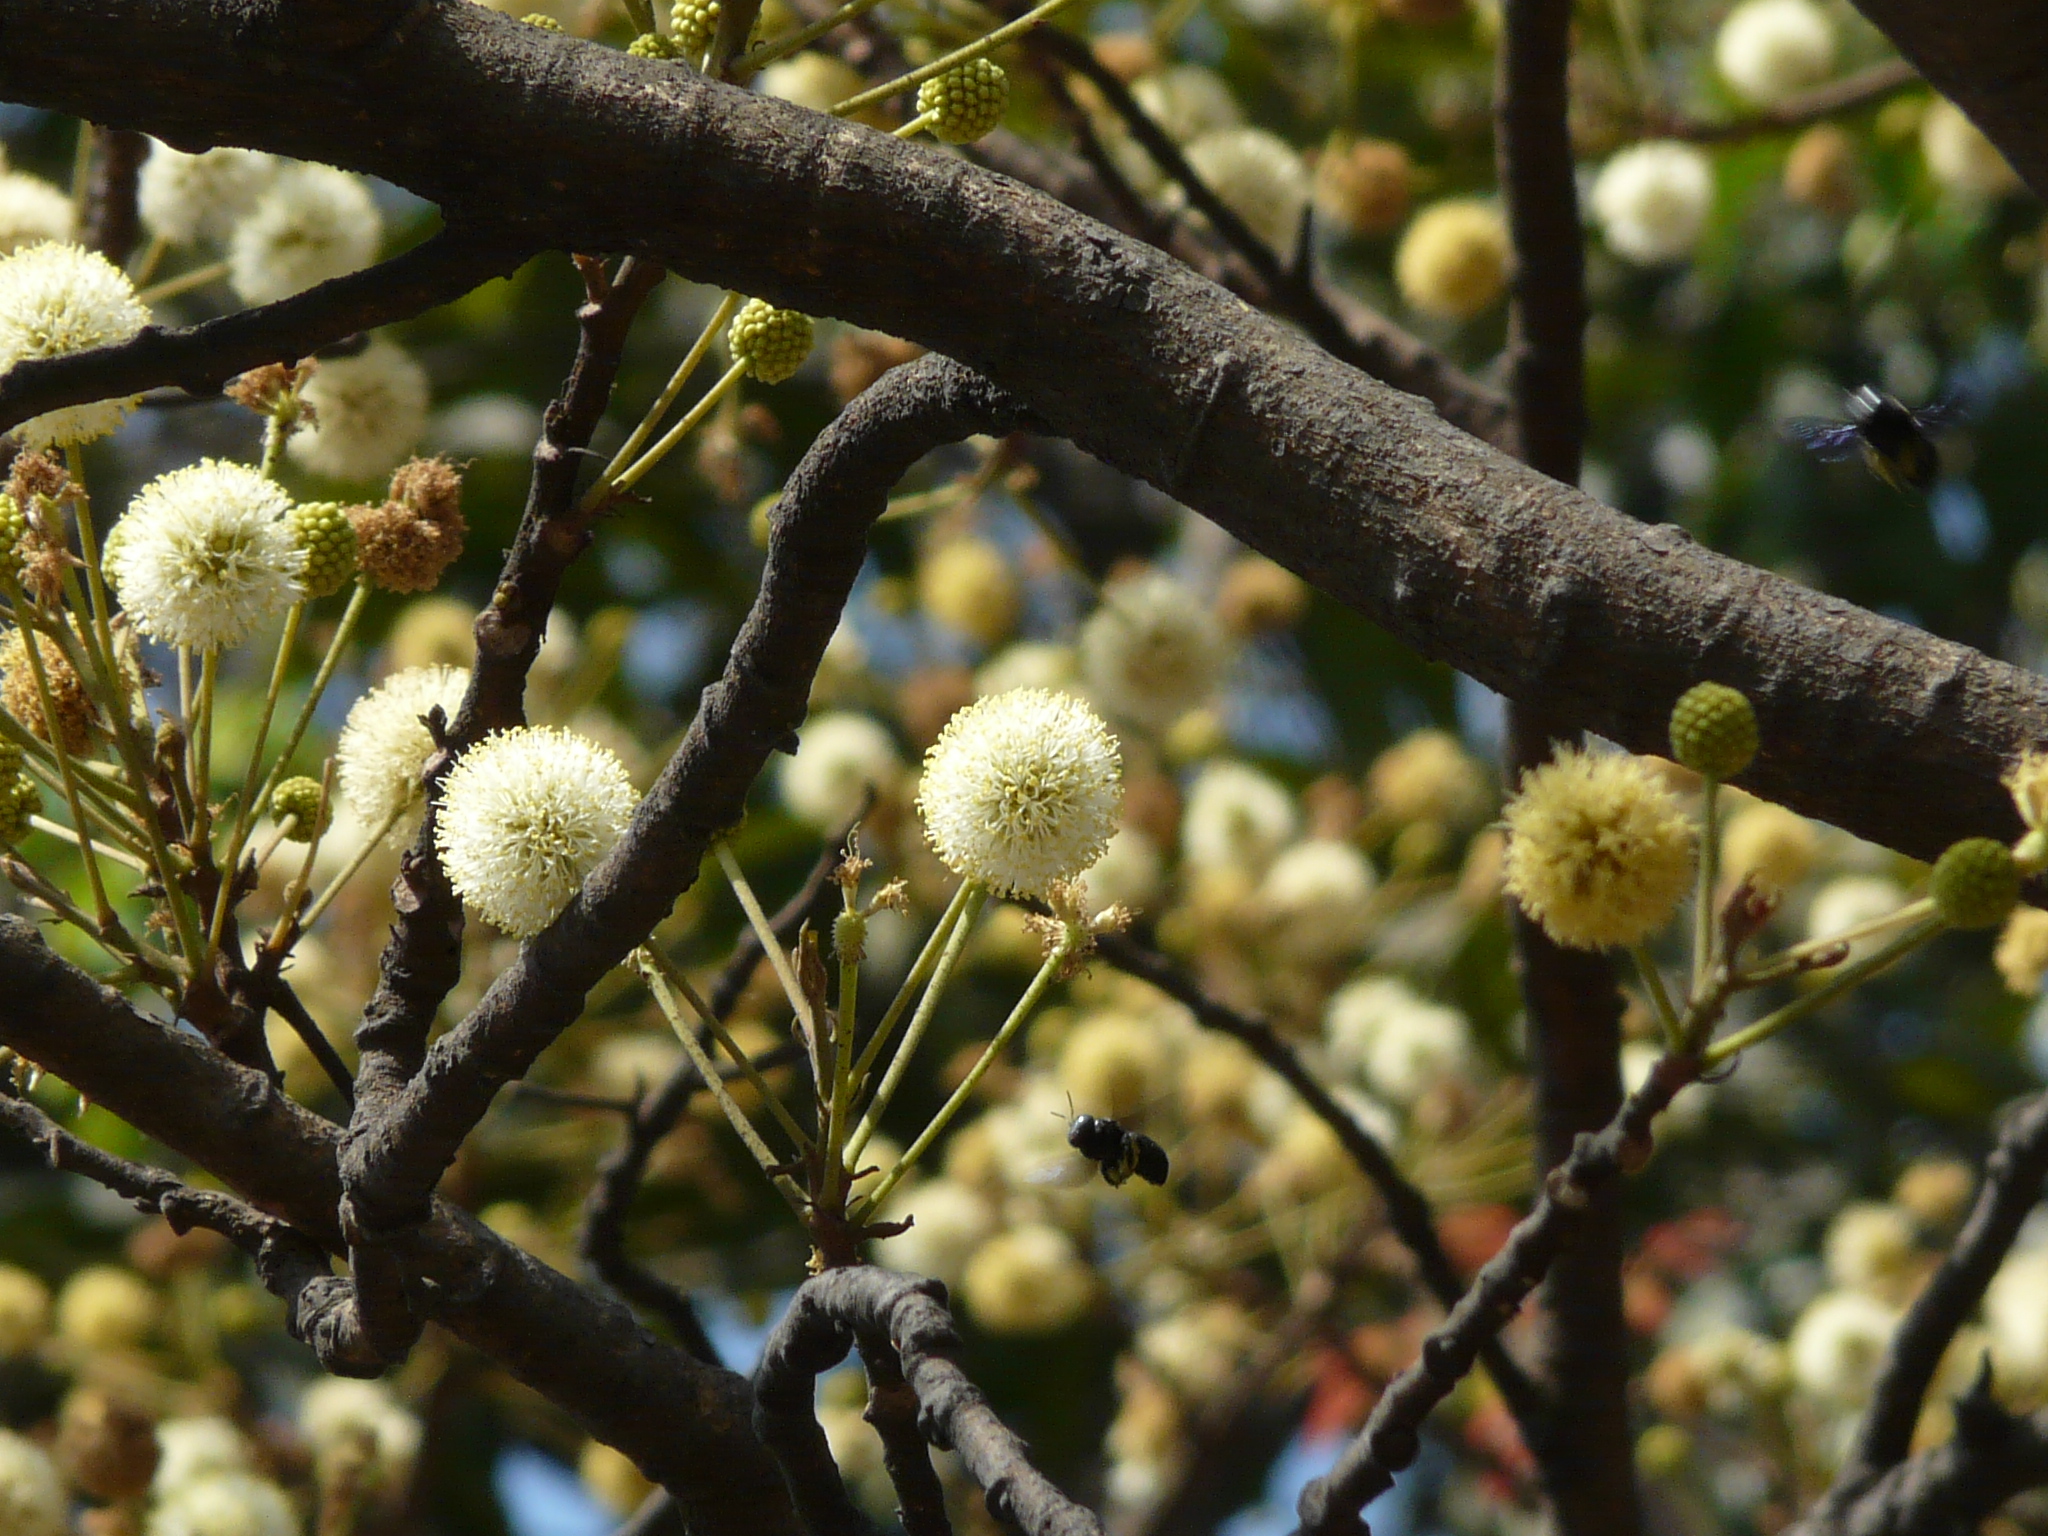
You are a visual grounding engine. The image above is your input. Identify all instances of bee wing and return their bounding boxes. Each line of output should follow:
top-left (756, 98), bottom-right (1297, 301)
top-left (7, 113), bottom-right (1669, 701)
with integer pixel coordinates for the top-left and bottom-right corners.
top-left (1911, 389), bottom-right (1969, 430)
top-left (1783, 419), bottom-right (1863, 460)
top-left (1025, 1157), bottom-right (1093, 1188)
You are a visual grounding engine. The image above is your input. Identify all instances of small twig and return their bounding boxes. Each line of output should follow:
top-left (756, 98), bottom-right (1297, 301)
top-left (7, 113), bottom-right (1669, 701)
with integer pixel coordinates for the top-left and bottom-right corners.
top-left (264, 975), bottom-right (358, 1110)
top-left (1647, 58), bottom-right (1919, 144)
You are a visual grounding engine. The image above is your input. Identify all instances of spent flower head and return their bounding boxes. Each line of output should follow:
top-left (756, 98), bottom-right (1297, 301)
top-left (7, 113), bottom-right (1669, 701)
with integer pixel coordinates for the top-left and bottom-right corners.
top-left (335, 664), bottom-right (471, 829)
top-left (107, 459), bottom-right (305, 651)
top-left (917, 686), bottom-right (1122, 897)
top-left (350, 456), bottom-right (466, 592)
top-left (435, 725), bottom-right (640, 937)
top-left (0, 242), bottom-right (152, 449)
top-left (1502, 745), bottom-right (1696, 949)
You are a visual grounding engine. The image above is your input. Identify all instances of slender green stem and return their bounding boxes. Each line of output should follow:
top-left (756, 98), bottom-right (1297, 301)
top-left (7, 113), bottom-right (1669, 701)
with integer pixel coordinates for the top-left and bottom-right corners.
top-left (130, 235), bottom-right (169, 287)
top-left (257, 580), bottom-right (371, 815)
top-left (1631, 945), bottom-right (1682, 1051)
top-left (892, 111), bottom-right (940, 139)
top-left (1752, 896), bottom-right (1935, 976)
top-left (1701, 917), bottom-right (1944, 1067)
top-left (27, 816), bottom-right (150, 873)
top-left (135, 259), bottom-right (229, 306)
top-left (858, 929), bottom-right (1077, 1218)
top-left (711, 839), bottom-right (816, 1037)
top-left (1690, 777), bottom-right (1721, 999)
top-left (611, 360), bottom-right (750, 497)
top-left (643, 946), bottom-right (815, 1151)
top-left (22, 759), bottom-right (149, 856)
top-left (259, 413), bottom-right (292, 479)
top-left (844, 883), bottom-right (987, 1168)
top-left (849, 878), bottom-right (977, 1088)
top-left (209, 604), bottom-right (307, 951)
top-left (297, 800), bottom-right (408, 933)
top-left (830, 0), bottom-right (1082, 117)
top-left (583, 292), bottom-right (743, 511)
top-left (737, 0), bottom-right (889, 76)
top-left (8, 602), bottom-right (116, 926)
top-left (824, 936), bottom-right (861, 1201)
top-left (637, 949), bottom-right (808, 1210)
top-left (190, 649), bottom-right (219, 850)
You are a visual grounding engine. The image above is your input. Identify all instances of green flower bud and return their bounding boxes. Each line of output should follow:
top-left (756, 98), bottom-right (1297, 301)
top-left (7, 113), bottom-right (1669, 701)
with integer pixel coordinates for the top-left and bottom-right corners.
top-left (286, 500), bottom-right (360, 600)
top-left (0, 737), bottom-right (21, 779)
top-left (0, 494), bottom-right (26, 585)
top-left (917, 59), bottom-right (1009, 144)
top-left (0, 772), bottom-right (40, 846)
top-left (1669, 681), bottom-right (1758, 780)
top-left (270, 776), bottom-right (330, 842)
top-left (628, 31), bottom-right (680, 57)
top-left (728, 299), bottom-right (814, 385)
top-left (1930, 837), bottom-right (2020, 929)
top-left (670, 0), bottom-right (720, 57)
top-left (521, 12), bottom-right (565, 28)
top-left (833, 907), bottom-right (868, 965)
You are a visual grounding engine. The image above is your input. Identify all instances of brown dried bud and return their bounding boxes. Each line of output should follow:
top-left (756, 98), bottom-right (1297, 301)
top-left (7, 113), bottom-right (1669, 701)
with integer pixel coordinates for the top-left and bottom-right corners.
top-left (1216, 553), bottom-right (1311, 634)
top-left (16, 522), bottom-right (73, 608)
top-left (225, 360), bottom-right (316, 419)
top-left (1, 626), bottom-right (96, 753)
top-left (828, 331), bottom-right (925, 404)
top-left (1091, 31), bottom-right (1157, 81)
top-left (1313, 137), bottom-right (1414, 239)
top-left (55, 1388), bottom-right (160, 1503)
top-left (349, 458), bottom-right (467, 593)
top-left (1783, 124), bottom-right (1862, 217)
top-left (5, 450), bottom-right (71, 508)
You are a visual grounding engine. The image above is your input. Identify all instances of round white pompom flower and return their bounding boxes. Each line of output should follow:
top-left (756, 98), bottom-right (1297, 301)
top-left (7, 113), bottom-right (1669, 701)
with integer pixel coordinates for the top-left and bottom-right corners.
top-left (0, 241), bottom-right (152, 448)
top-left (335, 664), bottom-right (472, 830)
top-left (778, 712), bottom-right (902, 830)
top-left (0, 1428), bottom-right (66, 1536)
top-left (288, 338), bottom-right (431, 481)
top-left (108, 459), bottom-right (305, 651)
top-left (228, 163), bottom-right (382, 303)
top-left (916, 687), bottom-right (1123, 898)
top-left (1590, 141), bottom-right (1715, 265)
top-left (146, 1471), bottom-right (299, 1536)
top-left (0, 172), bottom-right (76, 256)
top-left (1714, 0), bottom-right (1835, 107)
top-left (435, 726), bottom-right (640, 937)
top-left (138, 143), bottom-right (279, 246)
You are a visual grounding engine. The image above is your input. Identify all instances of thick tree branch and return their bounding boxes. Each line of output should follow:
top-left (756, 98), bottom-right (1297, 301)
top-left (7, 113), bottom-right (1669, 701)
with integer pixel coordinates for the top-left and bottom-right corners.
top-left (762, 1268), bottom-right (1105, 1536)
top-left (1294, 1052), bottom-right (1701, 1536)
top-left (0, 1), bottom-right (2037, 871)
top-left (82, 127), bottom-right (149, 264)
top-left (1093, 932), bottom-right (1545, 1431)
top-left (0, 916), bottom-right (802, 1536)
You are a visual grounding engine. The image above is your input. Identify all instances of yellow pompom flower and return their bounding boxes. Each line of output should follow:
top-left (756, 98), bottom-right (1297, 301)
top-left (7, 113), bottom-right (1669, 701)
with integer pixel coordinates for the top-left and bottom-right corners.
top-left (1502, 747), bottom-right (1696, 949)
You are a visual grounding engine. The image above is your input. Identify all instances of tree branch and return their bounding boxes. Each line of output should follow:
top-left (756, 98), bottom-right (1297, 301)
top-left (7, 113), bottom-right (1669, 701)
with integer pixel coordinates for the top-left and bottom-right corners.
top-left (1645, 58), bottom-right (1920, 143)
top-left (0, 1), bottom-right (2035, 872)
top-left (761, 1267), bottom-right (1105, 1536)
top-left (1294, 1051), bottom-right (1701, 1536)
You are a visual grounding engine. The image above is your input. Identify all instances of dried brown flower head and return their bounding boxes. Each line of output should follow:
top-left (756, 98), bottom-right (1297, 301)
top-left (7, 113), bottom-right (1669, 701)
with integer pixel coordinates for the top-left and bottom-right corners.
top-left (349, 457), bottom-right (467, 593)
top-left (0, 626), bottom-right (95, 753)
top-left (224, 359), bottom-right (316, 419)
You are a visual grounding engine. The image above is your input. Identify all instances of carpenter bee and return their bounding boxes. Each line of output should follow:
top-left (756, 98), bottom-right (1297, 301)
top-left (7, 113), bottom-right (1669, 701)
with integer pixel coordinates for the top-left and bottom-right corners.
top-left (1064, 1107), bottom-right (1170, 1189)
top-left (1784, 385), bottom-right (1956, 492)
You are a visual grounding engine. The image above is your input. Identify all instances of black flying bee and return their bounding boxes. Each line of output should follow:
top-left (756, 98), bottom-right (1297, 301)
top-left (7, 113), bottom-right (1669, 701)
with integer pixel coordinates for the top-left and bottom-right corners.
top-left (1065, 1109), bottom-right (1170, 1189)
top-left (1784, 385), bottom-right (1956, 492)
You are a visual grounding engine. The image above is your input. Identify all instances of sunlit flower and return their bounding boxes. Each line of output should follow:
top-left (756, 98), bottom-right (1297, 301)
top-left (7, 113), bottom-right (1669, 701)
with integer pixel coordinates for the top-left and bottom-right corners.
top-left (0, 173), bottom-right (74, 256)
top-left (1823, 1202), bottom-right (1918, 1301)
top-left (1181, 760), bottom-right (1298, 875)
top-left (300, 1378), bottom-right (422, 1492)
top-left (917, 536), bottom-right (1020, 649)
top-left (335, 664), bottom-right (471, 829)
top-left (435, 726), bottom-right (640, 937)
top-left (137, 143), bottom-right (278, 245)
top-left (1995, 907), bottom-right (2048, 996)
top-left (1366, 728), bottom-right (1491, 829)
top-left (151, 1420), bottom-right (253, 1500)
top-left (758, 53), bottom-right (867, 113)
top-left (228, 163), bottom-right (382, 303)
top-left (874, 1179), bottom-right (995, 1286)
top-left (1137, 1298), bottom-right (1257, 1401)
top-left (1130, 66), bottom-right (1240, 145)
top-left (108, 459), bottom-right (304, 650)
top-left (960, 1224), bottom-right (1095, 1334)
top-left (1325, 974), bottom-right (1472, 1104)
top-left (0, 1429), bottom-right (65, 1536)
top-left (1985, 1248), bottom-right (2048, 1393)
top-left (147, 1472), bottom-right (298, 1536)
top-left (1258, 838), bottom-right (1378, 960)
top-left (917, 687), bottom-right (1122, 898)
top-left (0, 1263), bottom-right (49, 1358)
top-left (1502, 747), bottom-right (1695, 949)
top-left (1721, 801), bottom-right (1820, 894)
top-left (0, 242), bottom-right (152, 448)
top-left (1806, 874), bottom-right (1908, 960)
top-left (1394, 199), bottom-right (1509, 321)
top-left (1787, 1288), bottom-right (1898, 1407)
top-left (1182, 128), bottom-right (1313, 259)
top-left (1921, 98), bottom-right (2021, 200)
top-left (1079, 572), bottom-right (1228, 730)
top-left (54, 1265), bottom-right (157, 1353)
top-left (289, 339), bottom-right (431, 482)
top-left (1591, 142), bottom-right (1714, 265)
top-left (1059, 1010), bottom-right (1173, 1120)
top-left (1714, 0), bottom-right (1835, 108)
top-left (778, 712), bottom-right (902, 830)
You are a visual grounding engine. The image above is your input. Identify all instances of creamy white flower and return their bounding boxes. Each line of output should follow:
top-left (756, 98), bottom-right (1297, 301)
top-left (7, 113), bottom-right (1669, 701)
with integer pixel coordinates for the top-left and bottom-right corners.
top-left (0, 241), bottom-right (152, 447)
top-left (299, 1378), bottom-right (422, 1491)
top-left (435, 726), bottom-right (640, 937)
top-left (147, 1472), bottom-right (300, 1536)
top-left (1714, 0), bottom-right (1836, 107)
top-left (108, 459), bottom-right (304, 650)
top-left (1181, 128), bottom-right (1312, 260)
top-left (758, 54), bottom-right (867, 113)
top-left (976, 640), bottom-right (1078, 698)
top-left (1920, 98), bottom-right (2022, 199)
top-left (56, 1264), bottom-right (157, 1350)
top-left (778, 712), bottom-right (902, 830)
top-left (0, 172), bottom-right (75, 255)
top-left (153, 1419), bottom-right (255, 1499)
top-left (335, 664), bottom-right (471, 829)
top-left (138, 143), bottom-right (279, 246)
top-left (1987, 1248), bottom-right (2048, 1393)
top-left (0, 1263), bottom-right (49, 1358)
top-left (916, 687), bottom-right (1122, 898)
top-left (1324, 974), bottom-right (1472, 1104)
top-left (1181, 760), bottom-right (1298, 875)
top-left (1258, 839), bottom-right (1378, 960)
top-left (1823, 1202), bottom-right (1917, 1298)
top-left (1591, 142), bottom-right (1715, 265)
top-left (1788, 1288), bottom-right (1899, 1407)
top-left (1130, 67), bottom-right (1242, 145)
top-left (228, 163), bottom-right (382, 303)
top-left (1136, 1298), bottom-right (1256, 1401)
top-left (0, 1429), bottom-right (65, 1536)
top-left (960, 1223), bottom-right (1095, 1334)
top-left (288, 338), bottom-right (431, 481)
top-left (1079, 572), bottom-right (1228, 730)
top-left (875, 1179), bottom-right (996, 1286)
top-left (1687, 1327), bottom-right (1790, 1416)
top-left (1060, 1010), bottom-right (1174, 1120)
top-left (1086, 826), bottom-right (1165, 914)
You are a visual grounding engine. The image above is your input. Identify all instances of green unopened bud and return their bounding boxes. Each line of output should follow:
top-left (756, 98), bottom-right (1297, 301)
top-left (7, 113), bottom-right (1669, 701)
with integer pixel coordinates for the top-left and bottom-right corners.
top-left (833, 907), bottom-right (868, 964)
top-left (628, 30), bottom-right (680, 57)
top-left (287, 500), bottom-right (360, 600)
top-left (1930, 837), bottom-right (2020, 929)
top-left (0, 494), bottom-right (26, 584)
top-left (0, 737), bottom-right (21, 780)
top-left (0, 772), bottom-right (40, 845)
top-left (270, 776), bottom-right (330, 842)
top-left (1669, 682), bottom-right (1758, 780)
top-left (917, 59), bottom-right (1009, 144)
top-left (670, 0), bottom-right (719, 56)
top-left (1635, 1424), bottom-right (1691, 1480)
top-left (521, 12), bottom-right (565, 28)
top-left (728, 299), bottom-right (814, 385)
